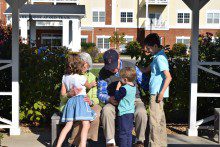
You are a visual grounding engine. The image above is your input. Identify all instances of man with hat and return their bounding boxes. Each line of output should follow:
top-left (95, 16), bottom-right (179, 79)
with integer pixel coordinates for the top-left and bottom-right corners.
top-left (97, 49), bottom-right (148, 147)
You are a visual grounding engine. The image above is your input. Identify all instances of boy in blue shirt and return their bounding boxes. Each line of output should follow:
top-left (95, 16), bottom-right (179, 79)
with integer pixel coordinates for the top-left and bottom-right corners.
top-left (144, 33), bottom-right (172, 147)
top-left (115, 67), bottom-right (137, 147)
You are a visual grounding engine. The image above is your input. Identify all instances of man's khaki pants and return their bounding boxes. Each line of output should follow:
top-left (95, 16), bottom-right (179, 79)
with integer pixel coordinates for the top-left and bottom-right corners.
top-left (101, 98), bottom-right (148, 142)
top-left (149, 95), bottom-right (167, 147)
top-left (68, 104), bottom-right (102, 145)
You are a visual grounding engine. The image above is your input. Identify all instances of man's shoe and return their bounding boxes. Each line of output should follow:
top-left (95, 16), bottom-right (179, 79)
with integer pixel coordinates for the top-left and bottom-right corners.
top-left (106, 143), bottom-right (115, 147)
top-left (134, 141), bottom-right (145, 147)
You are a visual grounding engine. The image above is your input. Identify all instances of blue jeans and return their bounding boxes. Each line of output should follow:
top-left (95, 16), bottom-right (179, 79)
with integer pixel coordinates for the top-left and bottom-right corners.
top-left (118, 113), bottom-right (134, 147)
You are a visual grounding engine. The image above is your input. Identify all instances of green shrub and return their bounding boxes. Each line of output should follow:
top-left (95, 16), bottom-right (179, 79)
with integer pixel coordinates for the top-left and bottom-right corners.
top-left (81, 42), bottom-right (96, 49)
top-left (171, 43), bottom-right (188, 57)
top-left (125, 41), bottom-right (142, 60)
top-left (81, 42), bottom-right (100, 62)
top-left (0, 25), bottom-right (12, 59)
top-left (19, 45), bottom-right (68, 125)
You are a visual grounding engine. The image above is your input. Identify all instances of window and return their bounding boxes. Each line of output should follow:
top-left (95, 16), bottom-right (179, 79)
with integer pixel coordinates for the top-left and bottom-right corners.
top-left (176, 37), bottom-right (190, 49)
top-left (97, 37), bottom-right (110, 50)
top-left (81, 35), bottom-right (88, 43)
top-left (121, 12), bottom-right (133, 23)
top-left (93, 11), bottom-right (105, 22)
top-left (41, 34), bottom-right (62, 48)
top-left (207, 13), bottom-right (220, 24)
top-left (177, 13), bottom-right (190, 23)
top-left (149, 13), bottom-right (161, 25)
top-left (120, 36), bottom-right (133, 52)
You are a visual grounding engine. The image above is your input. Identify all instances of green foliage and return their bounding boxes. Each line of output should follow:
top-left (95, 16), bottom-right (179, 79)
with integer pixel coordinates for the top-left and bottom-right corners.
top-left (109, 31), bottom-right (126, 50)
top-left (81, 42), bottom-right (103, 63)
top-left (0, 25), bottom-right (12, 59)
top-left (125, 41), bottom-right (142, 60)
top-left (170, 43), bottom-right (188, 57)
top-left (81, 42), bottom-right (96, 49)
top-left (0, 133), bottom-right (3, 145)
top-left (19, 45), bottom-right (68, 125)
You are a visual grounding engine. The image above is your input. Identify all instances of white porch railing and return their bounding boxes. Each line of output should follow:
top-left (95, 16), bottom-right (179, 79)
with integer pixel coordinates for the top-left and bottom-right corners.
top-left (31, 0), bottom-right (79, 4)
top-left (145, 18), bottom-right (168, 30)
top-left (149, 0), bottom-right (168, 5)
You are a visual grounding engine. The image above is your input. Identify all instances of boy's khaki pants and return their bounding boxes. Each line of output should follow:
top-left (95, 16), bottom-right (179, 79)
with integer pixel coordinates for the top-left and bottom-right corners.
top-left (101, 98), bottom-right (148, 143)
top-left (149, 95), bottom-right (167, 147)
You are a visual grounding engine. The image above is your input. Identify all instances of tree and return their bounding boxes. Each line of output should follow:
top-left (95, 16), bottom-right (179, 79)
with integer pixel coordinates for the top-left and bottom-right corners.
top-left (109, 31), bottom-right (126, 50)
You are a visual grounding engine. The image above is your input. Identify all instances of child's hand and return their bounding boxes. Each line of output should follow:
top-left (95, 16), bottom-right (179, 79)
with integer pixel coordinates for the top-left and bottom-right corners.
top-left (90, 81), bottom-right (97, 87)
top-left (157, 92), bottom-right (164, 103)
top-left (116, 81), bottom-right (122, 90)
top-left (68, 86), bottom-right (82, 97)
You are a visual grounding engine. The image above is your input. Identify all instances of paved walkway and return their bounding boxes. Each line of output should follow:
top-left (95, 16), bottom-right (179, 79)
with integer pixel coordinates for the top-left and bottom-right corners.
top-left (2, 131), bottom-right (219, 147)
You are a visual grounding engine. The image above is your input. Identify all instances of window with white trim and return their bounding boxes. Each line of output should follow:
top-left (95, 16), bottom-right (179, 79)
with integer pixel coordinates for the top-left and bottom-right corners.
top-left (120, 36), bottom-right (133, 52)
top-left (177, 13), bottom-right (190, 23)
top-left (81, 35), bottom-right (88, 43)
top-left (207, 13), bottom-right (220, 24)
top-left (41, 33), bottom-right (62, 48)
top-left (121, 12), bottom-right (133, 23)
top-left (93, 11), bottom-right (105, 22)
top-left (176, 37), bottom-right (190, 49)
top-left (97, 37), bottom-right (110, 50)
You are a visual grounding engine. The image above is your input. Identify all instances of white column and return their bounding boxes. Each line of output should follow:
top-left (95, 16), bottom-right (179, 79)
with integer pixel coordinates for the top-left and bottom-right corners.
top-left (10, 6), bottom-right (21, 136)
top-left (71, 19), bottom-right (81, 52)
top-left (145, 0), bottom-right (149, 30)
top-left (112, 0), bottom-right (116, 26)
top-left (20, 18), bottom-right (28, 44)
top-left (62, 19), bottom-right (70, 48)
top-left (30, 20), bottom-right (36, 47)
top-left (183, 0), bottom-right (210, 136)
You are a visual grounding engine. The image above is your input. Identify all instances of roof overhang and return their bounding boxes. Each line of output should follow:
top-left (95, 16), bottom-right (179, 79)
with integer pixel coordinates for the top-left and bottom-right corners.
top-left (5, 4), bottom-right (85, 20)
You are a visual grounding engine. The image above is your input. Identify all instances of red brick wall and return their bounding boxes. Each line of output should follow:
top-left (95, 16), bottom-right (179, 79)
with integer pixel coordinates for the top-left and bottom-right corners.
top-left (82, 28), bottom-right (220, 49)
top-left (36, 28), bottom-right (220, 49)
top-left (0, 0), bottom-right (7, 24)
top-left (105, 0), bottom-right (112, 25)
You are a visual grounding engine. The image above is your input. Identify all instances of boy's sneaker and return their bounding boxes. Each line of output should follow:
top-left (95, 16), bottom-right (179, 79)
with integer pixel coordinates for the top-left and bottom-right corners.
top-left (134, 141), bottom-right (145, 147)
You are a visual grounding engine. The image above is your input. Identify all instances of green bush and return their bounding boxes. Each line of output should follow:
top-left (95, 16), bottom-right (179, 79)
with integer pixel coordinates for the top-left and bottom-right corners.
top-left (0, 25), bottom-right (12, 59)
top-left (19, 45), bottom-right (68, 125)
top-left (171, 43), bottom-right (188, 57)
top-left (125, 41), bottom-right (142, 60)
top-left (81, 42), bottom-right (96, 49)
top-left (81, 42), bottom-right (104, 63)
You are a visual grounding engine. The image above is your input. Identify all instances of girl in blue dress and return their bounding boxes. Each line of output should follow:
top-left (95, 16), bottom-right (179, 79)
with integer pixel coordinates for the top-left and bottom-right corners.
top-left (56, 59), bottom-right (96, 147)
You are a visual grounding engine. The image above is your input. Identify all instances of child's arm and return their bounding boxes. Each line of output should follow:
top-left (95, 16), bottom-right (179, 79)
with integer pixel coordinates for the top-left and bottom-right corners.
top-left (157, 70), bottom-right (172, 102)
top-left (60, 84), bottom-right (69, 103)
top-left (84, 80), bottom-right (97, 90)
top-left (115, 81), bottom-right (126, 101)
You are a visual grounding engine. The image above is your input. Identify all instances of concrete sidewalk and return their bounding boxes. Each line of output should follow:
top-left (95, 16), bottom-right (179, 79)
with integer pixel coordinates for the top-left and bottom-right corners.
top-left (2, 132), bottom-right (219, 147)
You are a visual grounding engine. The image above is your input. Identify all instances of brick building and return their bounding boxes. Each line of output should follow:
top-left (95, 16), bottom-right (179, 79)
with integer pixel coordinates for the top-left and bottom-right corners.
top-left (3, 0), bottom-right (220, 52)
top-left (0, 0), bottom-right (7, 24)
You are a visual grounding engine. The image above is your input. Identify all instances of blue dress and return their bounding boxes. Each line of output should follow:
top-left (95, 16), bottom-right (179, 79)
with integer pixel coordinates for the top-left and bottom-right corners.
top-left (61, 95), bottom-right (96, 122)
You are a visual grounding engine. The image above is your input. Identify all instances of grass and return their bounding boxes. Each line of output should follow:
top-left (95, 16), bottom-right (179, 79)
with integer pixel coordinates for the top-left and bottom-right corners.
top-left (91, 68), bottom-right (101, 77)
